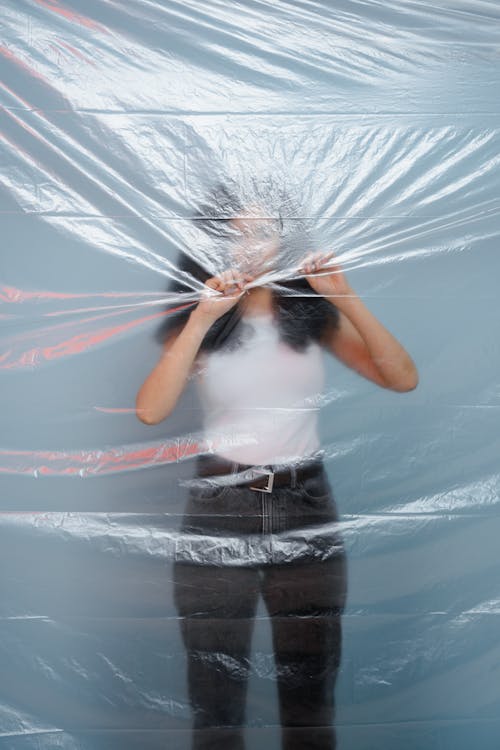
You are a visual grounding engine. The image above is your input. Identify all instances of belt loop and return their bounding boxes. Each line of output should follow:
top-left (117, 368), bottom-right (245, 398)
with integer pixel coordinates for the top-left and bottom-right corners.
top-left (290, 465), bottom-right (297, 489)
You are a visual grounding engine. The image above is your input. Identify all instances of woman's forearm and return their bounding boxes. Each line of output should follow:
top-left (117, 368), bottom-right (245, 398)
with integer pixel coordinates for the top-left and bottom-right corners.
top-left (333, 287), bottom-right (419, 390)
top-left (135, 311), bottom-right (211, 425)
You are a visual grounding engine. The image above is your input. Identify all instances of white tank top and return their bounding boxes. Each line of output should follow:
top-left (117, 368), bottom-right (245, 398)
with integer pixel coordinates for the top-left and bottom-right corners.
top-left (195, 312), bottom-right (326, 466)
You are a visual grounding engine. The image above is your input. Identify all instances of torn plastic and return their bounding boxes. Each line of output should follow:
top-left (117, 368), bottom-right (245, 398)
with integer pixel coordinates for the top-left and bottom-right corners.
top-left (2, 1), bottom-right (500, 749)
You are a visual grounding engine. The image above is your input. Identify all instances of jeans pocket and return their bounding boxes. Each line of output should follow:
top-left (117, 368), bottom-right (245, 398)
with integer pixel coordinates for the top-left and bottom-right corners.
top-left (297, 472), bottom-right (331, 505)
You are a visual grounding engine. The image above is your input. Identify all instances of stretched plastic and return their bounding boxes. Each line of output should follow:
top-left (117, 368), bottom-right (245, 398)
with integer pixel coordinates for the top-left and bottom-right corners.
top-left (1, 1), bottom-right (500, 749)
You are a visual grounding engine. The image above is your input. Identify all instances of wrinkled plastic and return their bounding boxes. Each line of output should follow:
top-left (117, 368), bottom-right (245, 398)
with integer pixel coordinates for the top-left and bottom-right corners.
top-left (2, 1), bottom-right (500, 749)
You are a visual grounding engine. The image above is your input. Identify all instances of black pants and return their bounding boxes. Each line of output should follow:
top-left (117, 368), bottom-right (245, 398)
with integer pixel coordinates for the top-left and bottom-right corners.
top-left (173, 455), bottom-right (348, 750)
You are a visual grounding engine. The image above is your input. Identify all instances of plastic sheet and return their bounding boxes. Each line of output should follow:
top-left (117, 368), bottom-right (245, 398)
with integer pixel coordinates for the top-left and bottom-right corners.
top-left (1, 2), bottom-right (500, 749)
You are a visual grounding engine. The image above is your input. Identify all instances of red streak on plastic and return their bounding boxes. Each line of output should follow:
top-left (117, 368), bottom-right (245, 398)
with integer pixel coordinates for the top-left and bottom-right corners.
top-left (57, 39), bottom-right (96, 65)
top-left (0, 285), bottom-right (183, 304)
top-left (0, 80), bottom-right (33, 110)
top-left (0, 46), bottom-right (45, 81)
top-left (0, 440), bottom-right (202, 476)
top-left (5, 313), bottom-right (165, 367)
top-left (93, 406), bottom-right (136, 413)
top-left (2, 104), bottom-right (48, 146)
top-left (0, 303), bottom-right (195, 370)
top-left (33, 0), bottom-right (108, 33)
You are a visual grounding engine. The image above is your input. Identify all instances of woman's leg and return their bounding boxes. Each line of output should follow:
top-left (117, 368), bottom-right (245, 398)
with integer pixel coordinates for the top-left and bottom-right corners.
top-left (173, 460), bottom-right (266, 750)
top-left (173, 560), bottom-right (260, 750)
top-left (259, 463), bottom-right (347, 750)
top-left (260, 554), bottom-right (346, 750)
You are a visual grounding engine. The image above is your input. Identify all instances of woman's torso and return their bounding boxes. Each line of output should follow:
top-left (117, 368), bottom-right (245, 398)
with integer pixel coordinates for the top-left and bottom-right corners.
top-left (195, 311), bottom-right (326, 465)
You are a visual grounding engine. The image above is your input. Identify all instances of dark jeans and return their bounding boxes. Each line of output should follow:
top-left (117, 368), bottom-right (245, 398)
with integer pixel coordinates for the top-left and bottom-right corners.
top-left (173, 454), bottom-right (348, 750)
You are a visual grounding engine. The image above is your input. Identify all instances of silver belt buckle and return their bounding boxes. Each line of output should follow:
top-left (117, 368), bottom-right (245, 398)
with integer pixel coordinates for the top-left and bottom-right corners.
top-left (249, 468), bottom-right (274, 493)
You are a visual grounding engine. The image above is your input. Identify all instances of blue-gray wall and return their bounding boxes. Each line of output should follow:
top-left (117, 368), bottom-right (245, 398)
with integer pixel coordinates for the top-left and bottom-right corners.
top-left (1, 1), bottom-right (500, 748)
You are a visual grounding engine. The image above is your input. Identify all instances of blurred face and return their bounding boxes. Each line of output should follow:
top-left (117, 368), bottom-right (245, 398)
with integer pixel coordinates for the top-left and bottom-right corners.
top-left (227, 204), bottom-right (281, 276)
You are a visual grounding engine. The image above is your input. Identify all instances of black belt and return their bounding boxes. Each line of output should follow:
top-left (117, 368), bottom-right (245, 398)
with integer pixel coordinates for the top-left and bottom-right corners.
top-left (197, 454), bottom-right (323, 494)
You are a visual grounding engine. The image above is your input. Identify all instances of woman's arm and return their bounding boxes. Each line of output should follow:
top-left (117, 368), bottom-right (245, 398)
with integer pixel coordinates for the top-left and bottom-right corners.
top-left (322, 300), bottom-right (419, 392)
top-left (136, 268), bottom-right (252, 425)
top-left (300, 251), bottom-right (419, 392)
top-left (135, 313), bottom-right (212, 425)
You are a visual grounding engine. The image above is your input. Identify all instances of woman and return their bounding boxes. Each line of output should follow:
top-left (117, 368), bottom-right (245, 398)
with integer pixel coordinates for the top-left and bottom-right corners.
top-left (136, 184), bottom-right (418, 750)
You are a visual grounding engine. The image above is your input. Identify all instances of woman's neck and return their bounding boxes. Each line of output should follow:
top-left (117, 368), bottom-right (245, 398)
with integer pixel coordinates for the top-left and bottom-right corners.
top-left (242, 286), bottom-right (274, 317)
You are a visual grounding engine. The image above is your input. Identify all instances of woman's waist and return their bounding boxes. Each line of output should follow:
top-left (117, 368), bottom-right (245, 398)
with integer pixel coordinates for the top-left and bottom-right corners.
top-left (201, 411), bottom-right (321, 461)
top-left (195, 451), bottom-right (325, 492)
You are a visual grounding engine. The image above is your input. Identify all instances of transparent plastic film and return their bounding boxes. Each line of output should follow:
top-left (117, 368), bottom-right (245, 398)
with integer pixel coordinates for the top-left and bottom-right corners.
top-left (1, 2), bottom-right (500, 750)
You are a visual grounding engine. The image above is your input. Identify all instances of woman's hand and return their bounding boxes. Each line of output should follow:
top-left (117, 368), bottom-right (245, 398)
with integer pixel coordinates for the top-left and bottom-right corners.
top-left (299, 250), bottom-right (352, 299)
top-left (192, 268), bottom-right (254, 325)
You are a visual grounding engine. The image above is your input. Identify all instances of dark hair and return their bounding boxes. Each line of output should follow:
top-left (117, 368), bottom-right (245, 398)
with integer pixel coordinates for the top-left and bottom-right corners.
top-left (154, 183), bottom-right (340, 353)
